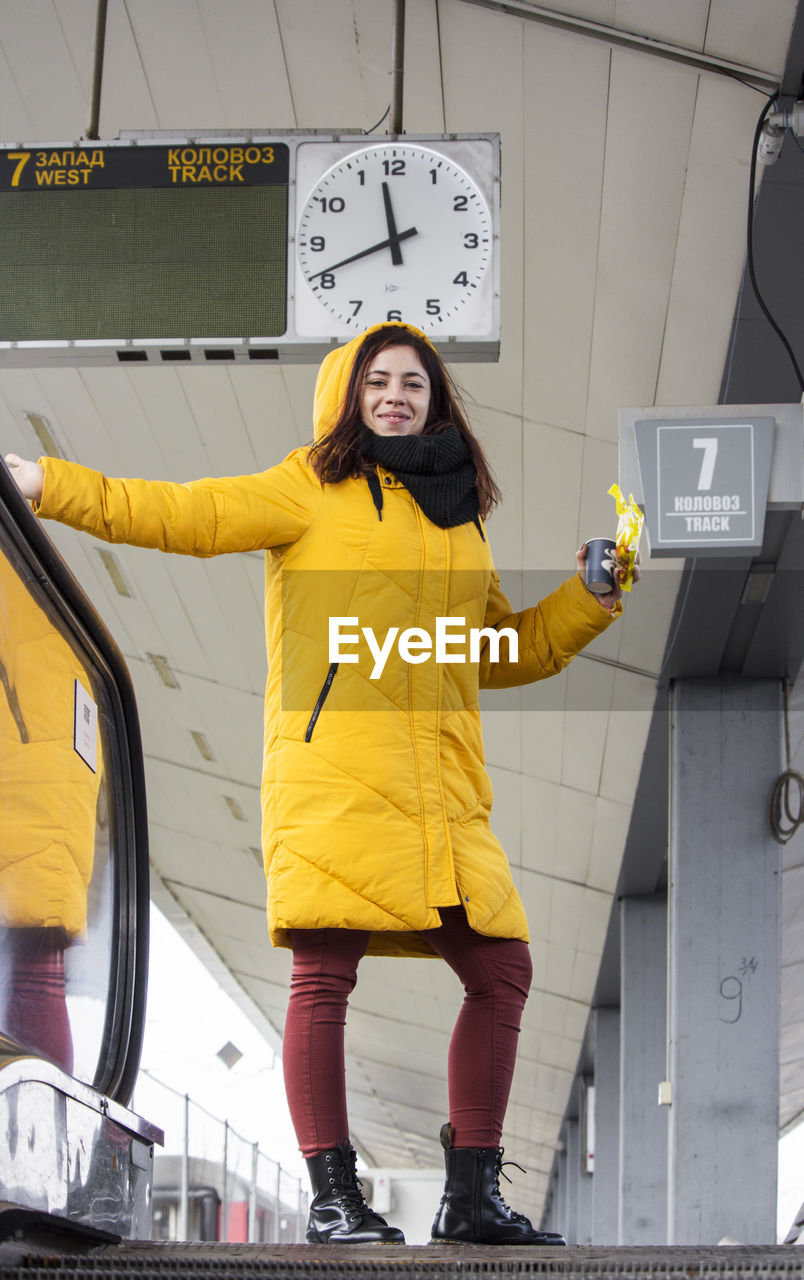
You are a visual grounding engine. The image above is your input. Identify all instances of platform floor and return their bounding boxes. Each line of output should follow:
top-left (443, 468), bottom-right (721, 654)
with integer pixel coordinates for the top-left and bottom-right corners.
top-left (1, 1241), bottom-right (803, 1280)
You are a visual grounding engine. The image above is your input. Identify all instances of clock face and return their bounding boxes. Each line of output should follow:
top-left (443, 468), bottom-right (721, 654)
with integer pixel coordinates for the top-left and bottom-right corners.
top-left (295, 144), bottom-right (493, 335)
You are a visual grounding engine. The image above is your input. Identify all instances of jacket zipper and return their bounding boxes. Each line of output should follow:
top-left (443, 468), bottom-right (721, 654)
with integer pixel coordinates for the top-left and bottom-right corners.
top-left (0, 657), bottom-right (29, 743)
top-left (474, 1148), bottom-right (485, 1233)
top-left (304, 662), bottom-right (338, 742)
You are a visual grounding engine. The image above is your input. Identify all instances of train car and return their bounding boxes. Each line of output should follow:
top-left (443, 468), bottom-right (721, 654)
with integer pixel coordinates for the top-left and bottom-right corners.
top-left (0, 456), bottom-right (158, 1255)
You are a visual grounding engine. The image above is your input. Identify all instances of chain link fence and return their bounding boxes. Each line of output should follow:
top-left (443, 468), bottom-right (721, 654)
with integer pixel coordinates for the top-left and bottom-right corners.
top-left (133, 1072), bottom-right (308, 1243)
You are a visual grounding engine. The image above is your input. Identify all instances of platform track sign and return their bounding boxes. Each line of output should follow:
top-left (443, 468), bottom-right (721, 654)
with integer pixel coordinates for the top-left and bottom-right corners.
top-left (633, 417), bottom-right (775, 557)
top-left (0, 142), bottom-right (290, 344)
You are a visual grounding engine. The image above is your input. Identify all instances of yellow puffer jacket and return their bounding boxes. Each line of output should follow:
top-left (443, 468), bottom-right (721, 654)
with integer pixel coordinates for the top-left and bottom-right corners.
top-left (0, 555), bottom-right (101, 938)
top-left (36, 325), bottom-right (617, 957)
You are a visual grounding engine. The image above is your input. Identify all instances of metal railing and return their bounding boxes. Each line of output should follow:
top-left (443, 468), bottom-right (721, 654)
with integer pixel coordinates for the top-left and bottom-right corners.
top-left (134, 1071), bottom-right (308, 1244)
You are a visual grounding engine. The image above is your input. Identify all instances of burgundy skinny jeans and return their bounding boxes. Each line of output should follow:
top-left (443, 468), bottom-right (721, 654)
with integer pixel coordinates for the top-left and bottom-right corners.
top-left (283, 905), bottom-right (532, 1156)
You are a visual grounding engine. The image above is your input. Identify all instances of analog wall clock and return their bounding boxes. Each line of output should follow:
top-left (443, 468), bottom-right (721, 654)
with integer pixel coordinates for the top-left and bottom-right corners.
top-left (293, 141), bottom-right (497, 339)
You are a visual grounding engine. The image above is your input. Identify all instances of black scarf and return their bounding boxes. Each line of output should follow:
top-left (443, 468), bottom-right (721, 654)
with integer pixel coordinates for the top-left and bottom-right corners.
top-left (359, 425), bottom-right (480, 529)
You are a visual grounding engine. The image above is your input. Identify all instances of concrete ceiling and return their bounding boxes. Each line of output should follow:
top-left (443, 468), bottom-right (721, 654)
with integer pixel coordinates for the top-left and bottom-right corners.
top-left (0, 0), bottom-right (801, 1221)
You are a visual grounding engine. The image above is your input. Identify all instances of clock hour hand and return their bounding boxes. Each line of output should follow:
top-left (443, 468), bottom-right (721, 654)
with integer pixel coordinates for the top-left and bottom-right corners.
top-left (381, 181), bottom-right (404, 266)
top-left (306, 225), bottom-right (418, 280)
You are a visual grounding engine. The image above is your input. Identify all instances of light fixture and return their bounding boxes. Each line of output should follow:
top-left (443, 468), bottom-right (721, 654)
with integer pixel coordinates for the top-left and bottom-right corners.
top-left (24, 411), bottom-right (63, 458)
top-left (97, 549), bottom-right (132, 597)
top-left (146, 652), bottom-right (180, 689)
top-left (224, 795), bottom-right (246, 821)
top-left (740, 565), bottom-right (775, 605)
top-left (760, 100), bottom-right (804, 165)
top-left (190, 730), bottom-right (215, 762)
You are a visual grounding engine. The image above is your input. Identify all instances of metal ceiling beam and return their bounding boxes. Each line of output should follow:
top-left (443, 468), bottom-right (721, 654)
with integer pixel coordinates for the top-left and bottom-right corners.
top-left (85, 0), bottom-right (108, 141)
top-left (456, 0), bottom-right (781, 93)
top-left (390, 0), bottom-right (406, 136)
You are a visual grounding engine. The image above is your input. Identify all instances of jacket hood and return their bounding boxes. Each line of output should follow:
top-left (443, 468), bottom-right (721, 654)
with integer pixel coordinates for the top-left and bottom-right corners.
top-left (312, 321), bottom-right (435, 442)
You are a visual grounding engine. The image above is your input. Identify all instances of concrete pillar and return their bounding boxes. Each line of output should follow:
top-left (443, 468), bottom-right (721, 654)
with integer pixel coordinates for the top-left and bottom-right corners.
top-left (556, 1145), bottom-right (568, 1240)
top-left (576, 1087), bottom-right (594, 1244)
top-left (564, 1119), bottom-right (580, 1244)
top-left (541, 1172), bottom-right (557, 1233)
top-left (619, 895), bottom-right (668, 1244)
top-left (592, 1008), bottom-right (621, 1244)
top-left (668, 678), bottom-right (782, 1245)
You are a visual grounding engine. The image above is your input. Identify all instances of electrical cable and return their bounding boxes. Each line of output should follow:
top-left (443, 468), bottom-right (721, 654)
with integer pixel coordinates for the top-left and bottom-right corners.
top-left (729, 74), bottom-right (783, 97)
top-left (769, 678), bottom-right (804, 845)
top-left (746, 94), bottom-right (804, 393)
top-left (364, 105), bottom-right (391, 134)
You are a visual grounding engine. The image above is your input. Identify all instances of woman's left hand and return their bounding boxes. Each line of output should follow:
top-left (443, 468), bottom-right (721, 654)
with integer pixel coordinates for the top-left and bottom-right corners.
top-left (576, 544), bottom-right (641, 613)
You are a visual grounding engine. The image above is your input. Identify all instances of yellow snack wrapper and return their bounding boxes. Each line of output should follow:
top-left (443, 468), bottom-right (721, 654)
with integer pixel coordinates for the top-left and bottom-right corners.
top-left (607, 484), bottom-right (644, 592)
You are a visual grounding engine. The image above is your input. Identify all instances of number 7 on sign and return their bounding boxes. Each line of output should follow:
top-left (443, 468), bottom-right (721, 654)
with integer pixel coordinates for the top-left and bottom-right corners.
top-left (693, 437), bottom-right (718, 491)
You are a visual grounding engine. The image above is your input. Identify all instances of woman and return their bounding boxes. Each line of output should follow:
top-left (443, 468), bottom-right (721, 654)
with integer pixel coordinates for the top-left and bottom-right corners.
top-left (6, 321), bottom-right (632, 1247)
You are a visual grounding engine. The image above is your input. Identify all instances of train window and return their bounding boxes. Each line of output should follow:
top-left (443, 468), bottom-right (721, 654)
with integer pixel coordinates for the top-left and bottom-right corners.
top-left (0, 472), bottom-right (149, 1103)
top-left (0, 541), bottom-right (113, 1081)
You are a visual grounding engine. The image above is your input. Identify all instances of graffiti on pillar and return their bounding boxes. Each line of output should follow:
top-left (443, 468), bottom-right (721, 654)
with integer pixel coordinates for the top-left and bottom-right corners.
top-left (718, 957), bottom-right (758, 1023)
top-left (719, 976), bottom-right (743, 1022)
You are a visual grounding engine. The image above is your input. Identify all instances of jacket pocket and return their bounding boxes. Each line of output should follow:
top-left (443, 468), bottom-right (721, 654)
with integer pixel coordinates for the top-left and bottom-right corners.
top-left (304, 662), bottom-right (338, 742)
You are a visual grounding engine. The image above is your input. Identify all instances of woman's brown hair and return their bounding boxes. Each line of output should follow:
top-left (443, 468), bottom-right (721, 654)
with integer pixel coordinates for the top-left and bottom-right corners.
top-left (309, 326), bottom-right (501, 519)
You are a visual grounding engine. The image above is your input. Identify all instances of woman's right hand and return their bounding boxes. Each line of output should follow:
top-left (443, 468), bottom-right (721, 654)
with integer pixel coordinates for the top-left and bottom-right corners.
top-left (4, 454), bottom-right (44, 503)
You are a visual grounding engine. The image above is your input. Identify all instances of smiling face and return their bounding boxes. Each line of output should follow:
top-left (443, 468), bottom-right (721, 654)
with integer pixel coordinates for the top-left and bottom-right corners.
top-left (359, 344), bottom-right (432, 437)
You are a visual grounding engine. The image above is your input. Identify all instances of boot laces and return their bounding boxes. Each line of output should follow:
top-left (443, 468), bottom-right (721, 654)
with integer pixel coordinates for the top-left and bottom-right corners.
top-left (328, 1145), bottom-right (371, 1223)
top-left (493, 1148), bottom-right (531, 1226)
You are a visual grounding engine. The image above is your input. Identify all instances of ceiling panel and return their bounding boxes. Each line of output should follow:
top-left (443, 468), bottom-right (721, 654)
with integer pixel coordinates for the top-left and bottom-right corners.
top-left (586, 53), bottom-right (699, 438)
top-left (438, 0), bottom-right (527, 419)
top-left (615, 0), bottom-right (709, 48)
top-left (705, 0), bottom-right (799, 72)
top-left (276, 0), bottom-right (386, 130)
top-left (196, 0), bottom-right (295, 129)
top-left (656, 75), bottom-right (763, 404)
top-left (522, 25), bottom-right (610, 437)
top-left (126, 0), bottom-right (225, 128)
top-left (0, 0), bottom-right (87, 137)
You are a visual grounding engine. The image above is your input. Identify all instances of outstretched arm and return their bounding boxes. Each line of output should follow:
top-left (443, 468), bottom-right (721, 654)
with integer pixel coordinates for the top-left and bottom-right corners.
top-left (4, 451), bottom-right (321, 556)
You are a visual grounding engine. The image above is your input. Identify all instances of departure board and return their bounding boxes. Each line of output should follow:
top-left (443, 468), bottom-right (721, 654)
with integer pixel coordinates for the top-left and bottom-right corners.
top-left (0, 133), bottom-right (501, 364)
top-left (0, 142), bottom-right (289, 343)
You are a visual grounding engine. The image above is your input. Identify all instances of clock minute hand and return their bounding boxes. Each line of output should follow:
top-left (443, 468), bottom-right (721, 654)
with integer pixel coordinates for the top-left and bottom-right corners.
top-left (381, 181), bottom-right (404, 266)
top-left (307, 225), bottom-right (418, 280)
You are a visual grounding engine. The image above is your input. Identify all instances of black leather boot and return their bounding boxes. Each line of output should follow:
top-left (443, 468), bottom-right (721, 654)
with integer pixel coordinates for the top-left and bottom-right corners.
top-left (430, 1123), bottom-right (566, 1245)
top-left (305, 1140), bottom-right (405, 1244)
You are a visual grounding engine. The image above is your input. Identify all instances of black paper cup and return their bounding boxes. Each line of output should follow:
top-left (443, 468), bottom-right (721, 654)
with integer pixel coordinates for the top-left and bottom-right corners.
top-left (584, 537), bottom-right (617, 594)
